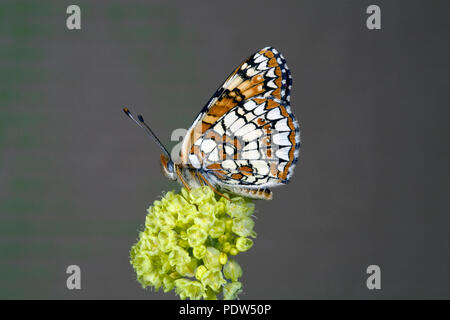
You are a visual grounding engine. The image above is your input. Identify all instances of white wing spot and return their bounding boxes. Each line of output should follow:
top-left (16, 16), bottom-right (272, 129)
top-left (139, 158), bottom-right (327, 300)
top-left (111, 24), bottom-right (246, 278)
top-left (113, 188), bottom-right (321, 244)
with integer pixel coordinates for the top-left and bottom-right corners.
top-left (222, 160), bottom-right (237, 170)
top-left (274, 118), bottom-right (290, 132)
top-left (242, 129), bottom-right (263, 142)
top-left (267, 108), bottom-right (283, 120)
top-left (189, 154), bottom-right (201, 168)
top-left (276, 147), bottom-right (290, 161)
top-left (266, 67), bottom-right (276, 78)
top-left (257, 60), bottom-right (268, 70)
top-left (201, 139), bottom-right (216, 153)
top-left (246, 68), bottom-right (258, 77)
top-left (224, 112), bottom-right (238, 128)
top-left (243, 100), bottom-right (257, 110)
top-left (251, 160), bottom-right (270, 175)
top-left (273, 132), bottom-right (291, 146)
top-left (253, 103), bottom-right (266, 116)
top-left (224, 145), bottom-right (234, 155)
top-left (241, 150), bottom-right (261, 160)
top-left (243, 140), bottom-right (258, 151)
top-left (254, 55), bottom-right (267, 63)
top-left (235, 123), bottom-right (256, 137)
top-left (277, 162), bottom-right (287, 172)
top-left (229, 118), bottom-right (246, 133)
top-left (208, 148), bottom-right (219, 162)
top-left (267, 79), bottom-right (277, 88)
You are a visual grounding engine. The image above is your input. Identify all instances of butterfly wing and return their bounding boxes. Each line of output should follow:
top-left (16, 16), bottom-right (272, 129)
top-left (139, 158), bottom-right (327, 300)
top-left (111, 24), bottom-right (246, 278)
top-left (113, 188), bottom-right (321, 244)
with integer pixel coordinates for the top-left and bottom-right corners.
top-left (181, 47), bottom-right (300, 189)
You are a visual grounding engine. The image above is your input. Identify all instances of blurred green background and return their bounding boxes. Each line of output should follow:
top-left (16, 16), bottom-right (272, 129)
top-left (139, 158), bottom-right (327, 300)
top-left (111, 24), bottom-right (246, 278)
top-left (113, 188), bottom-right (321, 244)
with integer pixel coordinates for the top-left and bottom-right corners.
top-left (0, 0), bottom-right (449, 299)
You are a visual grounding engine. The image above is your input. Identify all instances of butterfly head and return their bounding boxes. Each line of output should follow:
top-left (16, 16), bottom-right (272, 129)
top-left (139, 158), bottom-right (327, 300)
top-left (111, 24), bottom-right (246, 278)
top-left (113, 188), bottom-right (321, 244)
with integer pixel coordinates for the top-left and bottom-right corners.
top-left (160, 154), bottom-right (177, 181)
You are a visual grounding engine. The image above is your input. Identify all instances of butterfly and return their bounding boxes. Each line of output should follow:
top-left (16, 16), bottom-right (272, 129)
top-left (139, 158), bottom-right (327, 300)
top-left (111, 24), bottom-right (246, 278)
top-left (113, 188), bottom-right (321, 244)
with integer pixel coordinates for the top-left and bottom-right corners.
top-left (124, 47), bottom-right (300, 200)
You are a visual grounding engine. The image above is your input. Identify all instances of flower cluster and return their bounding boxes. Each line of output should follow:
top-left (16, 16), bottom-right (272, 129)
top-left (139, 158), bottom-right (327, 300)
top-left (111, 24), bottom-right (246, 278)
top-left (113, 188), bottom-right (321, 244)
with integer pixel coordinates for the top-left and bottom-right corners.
top-left (130, 186), bottom-right (256, 300)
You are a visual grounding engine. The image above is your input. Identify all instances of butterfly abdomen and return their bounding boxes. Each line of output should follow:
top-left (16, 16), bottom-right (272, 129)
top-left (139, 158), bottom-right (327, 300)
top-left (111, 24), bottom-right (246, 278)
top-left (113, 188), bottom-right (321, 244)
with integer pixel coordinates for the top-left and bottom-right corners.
top-left (224, 187), bottom-right (273, 200)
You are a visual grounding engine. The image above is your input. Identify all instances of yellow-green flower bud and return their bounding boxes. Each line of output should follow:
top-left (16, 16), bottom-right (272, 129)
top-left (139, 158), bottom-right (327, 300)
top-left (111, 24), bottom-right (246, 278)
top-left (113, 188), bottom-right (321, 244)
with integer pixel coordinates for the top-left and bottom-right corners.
top-left (199, 201), bottom-right (220, 217)
top-left (231, 217), bottom-right (255, 237)
top-left (187, 224), bottom-right (208, 247)
top-left (235, 237), bottom-right (253, 252)
top-left (215, 201), bottom-right (226, 216)
top-left (176, 204), bottom-right (197, 227)
top-left (168, 246), bottom-right (190, 266)
top-left (218, 234), bottom-right (227, 243)
top-left (203, 288), bottom-right (218, 300)
top-left (203, 246), bottom-right (221, 269)
top-left (165, 194), bottom-right (188, 213)
top-left (176, 259), bottom-right (198, 277)
top-left (178, 239), bottom-right (189, 248)
top-left (199, 268), bottom-right (226, 292)
top-left (225, 218), bottom-right (234, 232)
top-left (219, 252), bottom-right (228, 265)
top-left (179, 230), bottom-right (188, 240)
top-left (227, 197), bottom-right (255, 218)
top-left (223, 281), bottom-right (243, 300)
top-left (193, 245), bottom-right (207, 259)
top-left (209, 219), bottom-right (226, 238)
top-left (194, 212), bottom-right (216, 229)
top-left (195, 265), bottom-right (207, 280)
top-left (158, 229), bottom-right (177, 253)
top-left (185, 186), bottom-right (215, 205)
top-left (142, 272), bottom-right (162, 290)
top-left (140, 234), bottom-right (159, 256)
top-left (174, 279), bottom-right (205, 300)
top-left (162, 275), bottom-right (175, 292)
top-left (223, 259), bottom-right (242, 282)
top-left (222, 242), bottom-right (232, 253)
top-left (229, 247), bottom-right (238, 256)
top-left (160, 254), bottom-right (172, 274)
top-left (159, 212), bottom-right (177, 229)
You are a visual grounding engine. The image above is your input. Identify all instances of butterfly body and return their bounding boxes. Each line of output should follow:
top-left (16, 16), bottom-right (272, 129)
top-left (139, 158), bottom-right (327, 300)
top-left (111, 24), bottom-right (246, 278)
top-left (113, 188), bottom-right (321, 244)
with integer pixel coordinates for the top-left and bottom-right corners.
top-left (125, 47), bottom-right (300, 200)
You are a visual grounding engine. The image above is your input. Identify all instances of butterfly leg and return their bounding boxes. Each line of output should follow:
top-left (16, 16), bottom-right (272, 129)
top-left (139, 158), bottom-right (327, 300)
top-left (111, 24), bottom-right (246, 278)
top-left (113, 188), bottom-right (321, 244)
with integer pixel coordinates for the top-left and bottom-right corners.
top-left (195, 171), bottom-right (205, 186)
top-left (175, 165), bottom-right (191, 191)
top-left (197, 172), bottom-right (231, 201)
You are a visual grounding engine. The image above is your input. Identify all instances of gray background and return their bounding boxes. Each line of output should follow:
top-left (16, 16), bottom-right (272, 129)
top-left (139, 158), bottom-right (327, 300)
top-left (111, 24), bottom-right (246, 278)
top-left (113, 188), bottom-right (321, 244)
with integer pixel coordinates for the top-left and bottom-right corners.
top-left (0, 0), bottom-right (449, 299)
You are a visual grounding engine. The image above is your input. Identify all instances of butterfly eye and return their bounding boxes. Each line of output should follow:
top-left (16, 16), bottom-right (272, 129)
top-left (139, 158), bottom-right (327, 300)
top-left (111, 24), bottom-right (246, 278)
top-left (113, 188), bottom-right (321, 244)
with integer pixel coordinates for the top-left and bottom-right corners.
top-left (167, 160), bottom-right (174, 173)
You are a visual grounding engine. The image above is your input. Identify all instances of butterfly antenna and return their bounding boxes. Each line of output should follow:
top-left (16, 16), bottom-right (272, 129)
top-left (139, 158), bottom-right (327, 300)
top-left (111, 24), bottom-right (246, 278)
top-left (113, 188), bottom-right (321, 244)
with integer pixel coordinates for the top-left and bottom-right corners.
top-left (123, 107), bottom-right (172, 159)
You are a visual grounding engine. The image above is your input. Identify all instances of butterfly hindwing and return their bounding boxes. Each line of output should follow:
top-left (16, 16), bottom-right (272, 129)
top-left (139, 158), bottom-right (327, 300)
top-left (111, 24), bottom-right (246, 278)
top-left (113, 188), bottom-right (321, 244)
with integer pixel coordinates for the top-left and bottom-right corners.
top-left (197, 97), bottom-right (300, 188)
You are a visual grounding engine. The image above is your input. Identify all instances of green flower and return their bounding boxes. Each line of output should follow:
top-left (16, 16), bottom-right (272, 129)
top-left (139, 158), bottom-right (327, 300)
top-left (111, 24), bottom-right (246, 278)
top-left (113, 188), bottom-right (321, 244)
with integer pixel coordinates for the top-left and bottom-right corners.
top-left (231, 217), bottom-right (255, 237)
top-left (176, 258), bottom-right (198, 277)
top-left (193, 245), bottom-right (207, 259)
top-left (235, 237), bottom-right (253, 252)
top-left (158, 229), bottom-right (177, 253)
top-left (209, 219), bottom-right (226, 238)
top-left (130, 187), bottom-right (257, 300)
top-left (223, 281), bottom-right (243, 300)
top-left (168, 246), bottom-right (190, 266)
top-left (174, 279), bottom-right (205, 300)
top-left (202, 246), bottom-right (221, 269)
top-left (223, 259), bottom-right (242, 282)
top-left (187, 224), bottom-right (208, 247)
top-left (227, 197), bottom-right (255, 218)
top-left (200, 268), bottom-right (226, 292)
top-left (162, 275), bottom-right (175, 292)
top-left (195, 265), bottom-right (208, 280)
